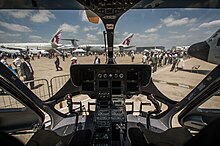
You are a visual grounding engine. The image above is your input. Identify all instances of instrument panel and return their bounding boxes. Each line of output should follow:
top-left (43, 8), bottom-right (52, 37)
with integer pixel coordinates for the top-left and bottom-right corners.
top-left (70, 64), bottom-right (151, 99)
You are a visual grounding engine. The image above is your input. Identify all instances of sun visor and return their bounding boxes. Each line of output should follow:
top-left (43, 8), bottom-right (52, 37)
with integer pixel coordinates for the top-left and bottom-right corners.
top-left (85, 10), bottom-right (100, 24)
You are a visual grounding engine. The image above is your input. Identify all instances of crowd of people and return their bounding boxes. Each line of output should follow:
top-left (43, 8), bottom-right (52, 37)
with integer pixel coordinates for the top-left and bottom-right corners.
top-left (0, 49), bottom-right (189, 90)
top-left (0, 54), bottom-right (35, 89)
top-left (141, 50), bottom-right (188, 73)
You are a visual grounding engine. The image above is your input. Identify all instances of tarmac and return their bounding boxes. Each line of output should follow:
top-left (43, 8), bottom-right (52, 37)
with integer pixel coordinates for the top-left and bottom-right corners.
top-left (7, 54), bottom-right (216, 100)
top-left (6, 54), bottom-right (217, 108)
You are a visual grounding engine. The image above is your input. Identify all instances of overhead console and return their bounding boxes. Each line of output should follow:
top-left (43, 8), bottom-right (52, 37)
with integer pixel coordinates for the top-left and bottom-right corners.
top-left (70, 64), bottom-right (151, 99)
top-left (77, 0), bottom-right (140, 16)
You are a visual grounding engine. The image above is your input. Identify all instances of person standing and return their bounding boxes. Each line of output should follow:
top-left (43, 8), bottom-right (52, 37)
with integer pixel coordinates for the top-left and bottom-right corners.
top-left (20, 56), bottom-right (35, 89)
top-left (149, 53), bottom-right (158, 73)
top-left (62, 52), bottom-right (65, 61)
top-left (94, 55), bottom-right (101, 64)
top-left (177, 52), bottom-right (184, 69)
top-left (13, 55), bottom-right (22, 77)
top-left (1, 55), bottom-right (17, 75)
top-left (170, 53), bottom-right (178, 72)
top-left (131, 53), bottom-right (135, 62)
top-left (0, 55), bottom-right (9, 66)
top-left (142, 54), bottom-right (147, 64)
top-left (55, 55), bottom-right (63, 71)
top-left (71, 57), bottom-right (78, 65)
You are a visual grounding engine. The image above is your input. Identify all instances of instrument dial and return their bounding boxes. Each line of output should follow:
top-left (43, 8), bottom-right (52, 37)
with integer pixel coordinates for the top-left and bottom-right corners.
top-left (119, 73), bottom-right (124, 79)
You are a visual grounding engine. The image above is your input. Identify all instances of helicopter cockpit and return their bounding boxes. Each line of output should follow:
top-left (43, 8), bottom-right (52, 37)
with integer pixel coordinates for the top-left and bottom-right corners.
top-left (68, 1), bottom-right (153, 144)
top-left (1, 0), bottom-right (220, 146)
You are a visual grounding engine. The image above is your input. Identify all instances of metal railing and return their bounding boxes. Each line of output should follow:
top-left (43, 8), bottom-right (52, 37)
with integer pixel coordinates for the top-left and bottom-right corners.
top-left (0, 74), bottom-right (70, 108)
top-left (0, 94), bottom-right (24, 108)
top-left (24, 78), bottom-right (51, 101)
top-left (50, 74), bottom-right (70, 96)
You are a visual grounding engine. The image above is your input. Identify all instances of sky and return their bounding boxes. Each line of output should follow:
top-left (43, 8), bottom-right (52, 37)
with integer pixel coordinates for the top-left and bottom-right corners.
top-left (0, 8), bottom-right (220, 49)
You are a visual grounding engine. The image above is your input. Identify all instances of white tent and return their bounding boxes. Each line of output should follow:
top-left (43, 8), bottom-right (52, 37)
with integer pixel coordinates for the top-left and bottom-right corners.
top-left (72, 48), bottom-right (86, 53)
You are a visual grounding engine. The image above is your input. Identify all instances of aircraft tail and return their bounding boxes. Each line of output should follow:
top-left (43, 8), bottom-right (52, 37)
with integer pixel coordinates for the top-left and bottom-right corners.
top-left (50, 29), bottom-right (62, 48)
top-left (120, 33), bottom-right (134, 46)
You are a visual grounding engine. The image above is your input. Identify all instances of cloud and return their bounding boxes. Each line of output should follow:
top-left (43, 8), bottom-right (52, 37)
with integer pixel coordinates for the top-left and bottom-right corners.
top-left (136, 33), bottom-right (159, 39)
top-left (169, 31), bottom-right (178, 34)
top-left (161, 15), bottom-right (196, 27)
top-left (199, 19), bottom-right (220, 28)
top-left (205, 31), bottom-right (212, 35)
top-left (134, 33), bottom-right (159, 45)
top-left (189, 27), bottom-right (200, 31)
top-left (0, 33), bottom-right (22, 42)
top-left (6, 33), bottom-right (21, 37)
top-left (97, 29), bottom-right (104, 35)
top-left (145, 28), bottom-right (158, 33)
top-left (169, 35), bottom-right (187, 39)
top-left (29, 35), bottom-right (42, 40)
top-left (122, 32), bottom-right (129, 36)
top-left (29, 35), bottom-right (43, 42)
top-left (85, 33), bottom-right (99, 42)
top-left (59, 23), bottom-right (80, 33)
top-left (6, 10), bottom-right (31, 19)
top-left (30, 10), bottom-right (55, 23)
top-left (0, 21), bottom-right (32, 32)
top-left (161, 15), bottom-right (175, 24)
top-left (84, 26), bottom-right (98, 31)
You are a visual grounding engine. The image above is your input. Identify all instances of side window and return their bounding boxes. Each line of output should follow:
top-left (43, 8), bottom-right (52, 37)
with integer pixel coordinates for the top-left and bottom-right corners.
top-left (217, 38), bottom-right (220, 46)
top-left (0, 88), bottom-right (24, 109)
top-left (199, 91), bottom-right (220, 110)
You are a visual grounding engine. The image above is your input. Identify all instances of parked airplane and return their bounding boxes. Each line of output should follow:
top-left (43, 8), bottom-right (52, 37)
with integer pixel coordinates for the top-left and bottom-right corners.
top-left (0, 29), bottom-right (62, 54)
top-left (188, 29), bottom-right (220, 64)
top-left (172, 46), bottom-right (190, 52)
top-left (0, 47), bottom-right (20, 54)
top-left (29, 49), bottom-right (49, 55)
top-left (64, 33), bottom-right (135, 53)
top-left (59, 38), bottom-right (79, 51)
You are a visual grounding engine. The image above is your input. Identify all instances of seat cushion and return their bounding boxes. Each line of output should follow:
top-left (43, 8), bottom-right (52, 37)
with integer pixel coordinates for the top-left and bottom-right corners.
top-left (142, 127), bottom-right (192, 146)
top-left (26, 129), bottom-right (92, 146)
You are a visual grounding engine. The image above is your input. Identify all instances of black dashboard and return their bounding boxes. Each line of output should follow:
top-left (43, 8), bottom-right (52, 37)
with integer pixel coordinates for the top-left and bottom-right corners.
top-left (70, 64), bottom-right (151, 99)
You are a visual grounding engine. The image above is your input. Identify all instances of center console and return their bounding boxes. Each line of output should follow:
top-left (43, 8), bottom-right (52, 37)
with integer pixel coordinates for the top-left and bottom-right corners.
top-left (70, 64), bottom-right (151, 145)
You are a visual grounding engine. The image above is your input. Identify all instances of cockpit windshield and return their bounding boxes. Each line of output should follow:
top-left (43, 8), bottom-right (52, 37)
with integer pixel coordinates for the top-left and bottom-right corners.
top-left (0, 1), bottom-right (220, 145)
top-left (0, 8), bottom-right (218, 99)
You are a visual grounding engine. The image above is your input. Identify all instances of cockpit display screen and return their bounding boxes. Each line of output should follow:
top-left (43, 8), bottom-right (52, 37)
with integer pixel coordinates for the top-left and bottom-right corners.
top-left (70, 64), bottom-right (151, 98)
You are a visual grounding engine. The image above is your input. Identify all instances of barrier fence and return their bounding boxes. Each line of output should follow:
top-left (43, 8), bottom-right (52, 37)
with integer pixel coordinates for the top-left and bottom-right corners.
top-left (25, 79), bottom-right (51, 101)
top-left (50, 74), bottom-right (70, 96)
top-left (1, 74), bottom-right (193, 108)
top-left (0, 94), bottom-right (25, 109)
top-left (0, 74), bottom-right (70, 108)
